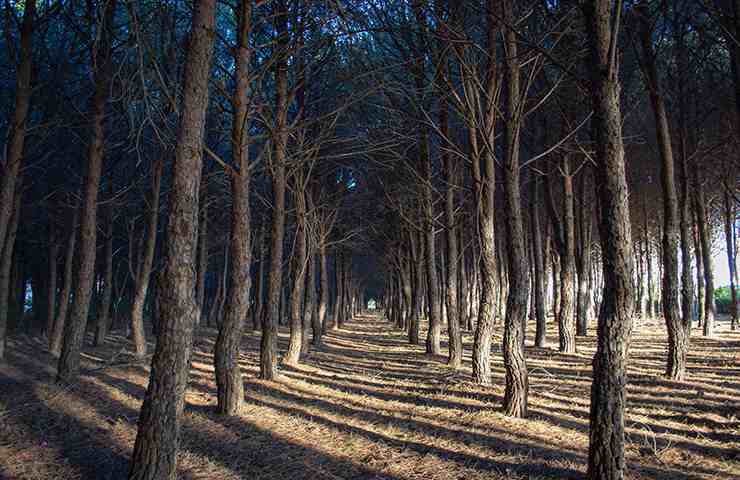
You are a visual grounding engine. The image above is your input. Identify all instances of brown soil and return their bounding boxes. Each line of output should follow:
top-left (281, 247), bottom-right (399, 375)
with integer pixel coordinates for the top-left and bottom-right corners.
top-left (0, 313), bottom-right (738, 479)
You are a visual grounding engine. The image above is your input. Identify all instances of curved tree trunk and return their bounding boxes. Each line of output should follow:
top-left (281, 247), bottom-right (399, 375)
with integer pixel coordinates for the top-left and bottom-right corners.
top-left (214, 0), bottom-right (253, 416)
top-left (57, 0), bottom-right (117, 382)
top-left (584, 3), bottom-right (635, 479)
top-left (130, 160), bottom-right (164, 359)
top-left (128, 0), bottom-right (216, 477)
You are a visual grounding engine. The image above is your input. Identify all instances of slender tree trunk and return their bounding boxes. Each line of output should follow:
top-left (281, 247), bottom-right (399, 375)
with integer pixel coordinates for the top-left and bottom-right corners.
top-left (214, 0), bottom-right (253, 416)
top-left (94, 204), bottom-right (114, 346)
top-left (252, 223), bottom-right (267, 331)
top-left (45, 240), bottom-right (60, 338)
top-left (0, 0), bottom-right (34, 259)
top-left (531, 176), bottom-right (547, 347)
top-left (695, 225), bottom-right (705, 324)
top-left (0, 187), bottom-right (22, 360)
top-left (637, 7), bottom-right (687, 379)
top-left (576, 171), bottom-right (593, 337)
top-left (442, 118), bottom-right (462, 368)
top-left (57, 0), bottom-right (117, 382)
top-left (472, 2), bottom-right (499, 385)
top-left (307, 244), bottom-right (320, 347)
top-left (584, 3), bottom-right (635, 479)
top-left (285, 186), bottom-right (308, 365)
top-left (130, 160), bottom-right (163, 358)
top-left (501, 0), bottom-right (529, 416)
top-left (693, 167), bottom-right (715, 337)
top-left (318, 240), bottom-right (329, 332)
top-left (128, 0), bottom-right (216, 477)
top-left (196, 199), bottom-right (208, 324)
top-left (725, 187), bottom-right (738, 330)
top-left (50, 209), bottom-right (78, 355)
top-left (260, 1), bottom-right (289, 380)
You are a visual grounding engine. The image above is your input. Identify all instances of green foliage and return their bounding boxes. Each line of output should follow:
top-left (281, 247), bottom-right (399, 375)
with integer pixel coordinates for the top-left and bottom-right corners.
top-left (715, 286), bottom-right (734, 314)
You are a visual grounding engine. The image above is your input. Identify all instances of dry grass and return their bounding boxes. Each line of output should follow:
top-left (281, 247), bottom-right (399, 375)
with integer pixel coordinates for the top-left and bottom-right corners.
top-left (1, 313), bottom-right (738, 479)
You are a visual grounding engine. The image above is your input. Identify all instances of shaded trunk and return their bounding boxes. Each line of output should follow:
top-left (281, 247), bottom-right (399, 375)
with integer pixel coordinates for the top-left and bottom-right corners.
top-left (131, 160), bottom-right (163, 359)
top-left (584, 3), bottom-right (635, 479)
top-left (285, 186), bottom-right (308, 365)
top-left (57, 0), bottom-right (117, 382)
top-left (45, 240), bottom-right (60, 338)
top-left (50, 209), bottom-right (78, 355)
top-left (127, 0), bottom-right (216, 477)
top-left (214, 0), bottom-right (253, 417)
top-left (0, 0), bottom-right (34, 259)
top-left (94, 205), bottom-right (114, 346)
top-left (252, 223), bottom-right (266, 331)
top-left (260, 1), bottom-right (289, 380)
top-left (636, 7), bottom-right (687, 380)
top-left (501, 0), bottom-right (529, 417)
top-left (196, 199), bottom-right (208, 324)
top-left (576, 171), bottom-right (593, 337)
top-left (725, 187), bottom-right (738, 330)
top-left (693, 167), bottom-right (715, 337)
top-left (318, 241), bottom-right (329, 332)
top-left (0, 187), bottom-right (22, 360)
top-left (530, 176), bottom-right (547, 348)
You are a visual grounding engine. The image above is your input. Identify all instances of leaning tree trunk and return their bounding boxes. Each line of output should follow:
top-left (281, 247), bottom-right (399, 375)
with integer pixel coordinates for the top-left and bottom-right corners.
top-left (0, 0), bottom-right (34, 260)
top-left (584, 2), bottom-right (635, 479)
top-left (130, 160), bottom-right (164, 359)
top-left (214, 0), bottom-right (253, 417)
top-left (637, 7), bottom-right (687, 380)
top-left (127, 0), bottom-right (216, 477)
top-left (501, 0), bottom-right (529, 417)
top-left (260, 1), bottom-right (289, 380)
top-left (50, 208), bottom-right (78, 355)
top-left (57, 0), bottom-right (117, 382)
top-left (0, 187), bottom-right (22, 360)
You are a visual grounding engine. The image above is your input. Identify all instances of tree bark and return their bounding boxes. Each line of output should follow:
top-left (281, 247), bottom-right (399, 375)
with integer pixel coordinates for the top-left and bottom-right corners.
top-left (0, 0), bottom-right (34, 260)
top-left (693, 166), bottom-right (715, 337)
top-left (530, 176), bottom-right (547, 348)
top-left (260, 1), bottom-right (289, 380)
top-left (57, 0), bottom-right (117, 382)
top-left (94, 203), bottom-right (114, 346)
top-left (725, 186), bottom-right (738, 330)
top-left (130, 160), bottom-right (163, 359)
top-left (501, 0), bottom-right (529, 417)
top-left (214, 0), bottom-right (253, 416)
top-left (50, 208), bottom-right (78, 355)
top-left (636, 5), bottom-right (687, 380)
top-left (45, 239), bottom-right (60, 338)
top-left (584, 3), bottom-right (635, 479)
top-left (285, 185), bottom-right (308, 365)
top-left (128, 0), bottom-right (216, 477)
top-left (0, 186), bottom-right (22, 360)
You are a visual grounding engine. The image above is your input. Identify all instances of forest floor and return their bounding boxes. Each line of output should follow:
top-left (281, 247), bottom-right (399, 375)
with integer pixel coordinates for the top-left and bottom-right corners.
top-left (0, 313), bottom-right (739, 480)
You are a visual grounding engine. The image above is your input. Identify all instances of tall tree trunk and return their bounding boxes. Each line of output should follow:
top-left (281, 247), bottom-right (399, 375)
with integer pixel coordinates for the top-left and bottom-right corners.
top-left (57, 0), bottom-right (117, 382)
top-left (94, 203), bottom-right (114, 346)
top-left (130, 160), bottom-right (164, 359)
top-left (260, 1), bottom-right (289, 380)
top-left (214, 0), bottom-right (253, 416)
top-left (285, 186), bottom-right (308, 365)
top-left (584, 3), bottom-right (635, 479)
top-left (307, 244), bottom-right (320, 347)
top-left (472, 2), bottom-right (499, 385)
top-left (45, 240), bottom-right (60, 338)
top-left (531, 176), bottom-right (547, 348)
top-left (0, 187), bottom-right (22, 360)
top-left (196, 198), bottom-right (208, 324)
top-left (501, 0), bottom-right (529, 417)
top-left (725, 186), bottom-right (738, 330)
top-left (576, 170), bottom-right (593, 337)
top-left (50, 208), bottom-right (78, 355)
top-left (636, 6), bottom-right (687, 379)
top-left (252, 223), bottom-right (266, 331)
top-left (0, 0), bottom-right (34, 259)
top-left (318, 240), bottom-right (330, 333)
top-left (693, 167), bottom-right (715, 337)
top-left (128, 0), bottom-right (216, 477)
